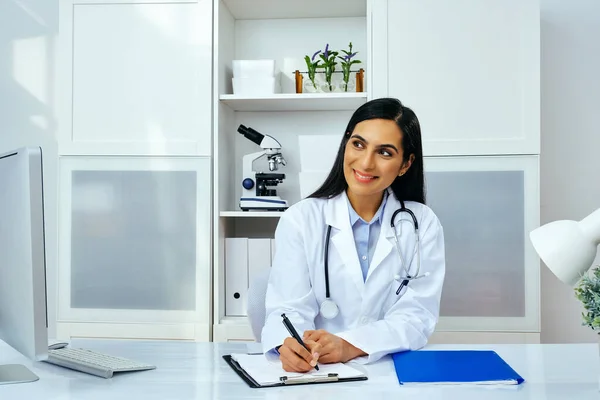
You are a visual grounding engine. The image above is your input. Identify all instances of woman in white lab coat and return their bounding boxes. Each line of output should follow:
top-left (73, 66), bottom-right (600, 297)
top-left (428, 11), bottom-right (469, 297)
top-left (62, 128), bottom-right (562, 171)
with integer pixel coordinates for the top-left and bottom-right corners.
top-left (261, 97), bottom-right (446, 372)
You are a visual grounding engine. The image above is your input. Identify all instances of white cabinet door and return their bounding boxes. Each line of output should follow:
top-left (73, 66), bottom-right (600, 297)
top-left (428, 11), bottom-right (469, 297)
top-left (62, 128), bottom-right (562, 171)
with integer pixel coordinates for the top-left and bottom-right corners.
top-left (57, 1), bottom-right (213, 156)
top-left (424, 156), bottom-right (539, 332)
top-left (57, 156), bottom-right (211, 340)
top-left (373, 0), bottom-right (539, 156)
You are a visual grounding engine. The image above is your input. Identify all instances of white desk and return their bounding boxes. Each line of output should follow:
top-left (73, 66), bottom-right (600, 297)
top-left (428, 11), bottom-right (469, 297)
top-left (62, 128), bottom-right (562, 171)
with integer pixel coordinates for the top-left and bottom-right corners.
top-left (0, 339), bottom-right (598, 399)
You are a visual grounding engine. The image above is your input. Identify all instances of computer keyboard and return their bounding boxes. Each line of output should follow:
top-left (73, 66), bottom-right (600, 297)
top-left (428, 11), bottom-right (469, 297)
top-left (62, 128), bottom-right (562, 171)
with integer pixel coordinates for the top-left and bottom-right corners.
top-left (44, 347), bottom-right (156, 378)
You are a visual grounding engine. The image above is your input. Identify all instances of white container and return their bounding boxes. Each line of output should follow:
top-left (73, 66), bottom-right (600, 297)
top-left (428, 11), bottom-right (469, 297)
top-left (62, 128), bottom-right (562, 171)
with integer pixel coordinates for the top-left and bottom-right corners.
top-left (232, 77), bottom-right (280, 96)
top-left (233, 60), bottom-right (276, 78)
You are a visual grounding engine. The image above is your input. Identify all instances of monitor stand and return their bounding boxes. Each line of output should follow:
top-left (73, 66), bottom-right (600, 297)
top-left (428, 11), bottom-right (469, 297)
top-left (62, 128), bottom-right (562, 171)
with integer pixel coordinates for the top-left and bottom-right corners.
top-left (0, 364), bottom-right (39, 385)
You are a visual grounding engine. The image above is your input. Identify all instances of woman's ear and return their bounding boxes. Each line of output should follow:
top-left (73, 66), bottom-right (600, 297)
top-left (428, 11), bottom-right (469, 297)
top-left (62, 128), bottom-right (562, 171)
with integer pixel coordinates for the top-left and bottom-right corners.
top-left (399, 154), bottom-right (415, 176)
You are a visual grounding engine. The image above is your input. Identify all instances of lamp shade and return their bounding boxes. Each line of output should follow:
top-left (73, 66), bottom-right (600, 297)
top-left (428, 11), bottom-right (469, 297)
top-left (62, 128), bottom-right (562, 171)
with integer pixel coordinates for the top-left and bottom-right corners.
top-left (529, 208), bottom-right (600, 286)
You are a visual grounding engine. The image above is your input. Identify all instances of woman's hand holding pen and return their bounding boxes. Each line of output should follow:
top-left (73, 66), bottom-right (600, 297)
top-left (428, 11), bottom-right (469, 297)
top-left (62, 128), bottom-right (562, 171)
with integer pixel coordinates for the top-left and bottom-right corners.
top-left (278, 336), bottom-right (321, 373)
top-left (303, 329), bottom-right (367, 363)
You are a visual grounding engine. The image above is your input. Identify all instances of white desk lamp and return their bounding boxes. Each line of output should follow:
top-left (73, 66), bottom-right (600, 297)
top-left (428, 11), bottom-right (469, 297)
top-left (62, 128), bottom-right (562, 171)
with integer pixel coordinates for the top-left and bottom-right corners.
top-left (529, 208), bottom-right (600, 286)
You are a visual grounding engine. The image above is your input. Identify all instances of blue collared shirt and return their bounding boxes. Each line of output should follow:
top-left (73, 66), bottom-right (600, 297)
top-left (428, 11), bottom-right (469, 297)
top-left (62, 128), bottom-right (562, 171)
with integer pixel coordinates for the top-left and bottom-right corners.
top-left (347, 193), bottom-right (388, 281)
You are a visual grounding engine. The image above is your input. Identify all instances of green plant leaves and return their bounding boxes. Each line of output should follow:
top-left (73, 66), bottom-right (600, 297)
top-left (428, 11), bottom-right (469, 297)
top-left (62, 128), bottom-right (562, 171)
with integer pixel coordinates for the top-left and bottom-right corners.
top-left (302, 42), bottom-right (363, 91)
top-left (575, 266), bottom-right (600, 330)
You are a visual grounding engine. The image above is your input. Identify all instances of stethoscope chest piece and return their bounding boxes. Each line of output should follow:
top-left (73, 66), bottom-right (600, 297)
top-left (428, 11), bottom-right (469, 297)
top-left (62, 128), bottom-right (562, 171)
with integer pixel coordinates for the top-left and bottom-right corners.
top-left (319, 299), bottom-right (339, 319)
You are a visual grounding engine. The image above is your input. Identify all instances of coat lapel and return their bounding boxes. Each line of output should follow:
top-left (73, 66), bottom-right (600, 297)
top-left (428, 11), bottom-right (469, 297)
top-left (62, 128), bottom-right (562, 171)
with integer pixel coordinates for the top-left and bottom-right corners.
top-left (325, 192), bottom-right (365, 295)
top-left (365, 191), bottom-right (400, 281)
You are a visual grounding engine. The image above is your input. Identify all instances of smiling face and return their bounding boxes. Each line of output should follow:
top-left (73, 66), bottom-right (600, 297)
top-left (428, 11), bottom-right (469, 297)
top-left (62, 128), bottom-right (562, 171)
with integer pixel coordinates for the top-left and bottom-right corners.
top-left (343, 118), bottom-right (413, 206)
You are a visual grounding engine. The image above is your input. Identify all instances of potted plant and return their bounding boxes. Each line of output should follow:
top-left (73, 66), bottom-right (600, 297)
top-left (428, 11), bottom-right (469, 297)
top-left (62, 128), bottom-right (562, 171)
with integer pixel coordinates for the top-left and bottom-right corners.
top-left (575, 266), bottom-right (600, 335)
top-left (303, 50), bottom-right (321, 91)
top-left (338, 42), bottom-right (361, 92)
top-left (318, 44), bottom-right (339, 92)
top-left (300, 43), bottom-right (364, 93)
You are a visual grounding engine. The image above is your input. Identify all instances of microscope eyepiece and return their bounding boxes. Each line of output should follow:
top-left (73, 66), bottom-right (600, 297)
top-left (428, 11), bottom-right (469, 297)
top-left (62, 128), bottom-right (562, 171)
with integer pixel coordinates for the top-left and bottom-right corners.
top-left (237, 124), bottom-right (264, 146)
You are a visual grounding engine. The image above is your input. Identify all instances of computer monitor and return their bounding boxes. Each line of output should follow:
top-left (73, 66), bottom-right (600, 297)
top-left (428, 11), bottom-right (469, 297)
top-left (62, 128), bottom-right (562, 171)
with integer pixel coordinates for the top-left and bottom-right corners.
top-left (0, 146), bottom-right (48, 384)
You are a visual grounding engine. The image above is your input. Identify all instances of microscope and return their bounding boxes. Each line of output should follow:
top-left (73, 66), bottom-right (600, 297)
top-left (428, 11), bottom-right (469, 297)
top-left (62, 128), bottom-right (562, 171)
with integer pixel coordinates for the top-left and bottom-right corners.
top-left (238, 124), bottom-right (289, 211)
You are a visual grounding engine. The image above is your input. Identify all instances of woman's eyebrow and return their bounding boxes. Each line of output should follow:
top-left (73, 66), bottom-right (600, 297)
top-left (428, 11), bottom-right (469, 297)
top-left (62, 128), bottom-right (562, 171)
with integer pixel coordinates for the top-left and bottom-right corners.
top-left (378, 143), bottom-right (399, 152)
top-left (350, 134), bottom-right (399, 153)
top-left (350, 134), bottom-right (367, 142)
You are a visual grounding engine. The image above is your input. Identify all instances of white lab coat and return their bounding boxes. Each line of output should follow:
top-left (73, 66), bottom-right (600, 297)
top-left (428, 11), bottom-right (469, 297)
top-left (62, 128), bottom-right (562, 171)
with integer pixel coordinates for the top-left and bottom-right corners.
top-left (261, 189), bottom-right (446, 363)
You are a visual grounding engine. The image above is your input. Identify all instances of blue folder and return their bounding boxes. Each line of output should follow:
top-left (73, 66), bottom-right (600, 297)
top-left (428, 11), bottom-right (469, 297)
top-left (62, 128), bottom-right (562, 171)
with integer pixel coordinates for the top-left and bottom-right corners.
top-left (391, 350), bottom-right (524, 385)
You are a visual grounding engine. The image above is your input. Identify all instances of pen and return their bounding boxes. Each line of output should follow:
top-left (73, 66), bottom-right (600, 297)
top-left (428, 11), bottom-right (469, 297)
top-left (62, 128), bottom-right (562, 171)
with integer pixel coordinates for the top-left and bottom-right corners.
top-left (281, 313), bottom-right (319, 371)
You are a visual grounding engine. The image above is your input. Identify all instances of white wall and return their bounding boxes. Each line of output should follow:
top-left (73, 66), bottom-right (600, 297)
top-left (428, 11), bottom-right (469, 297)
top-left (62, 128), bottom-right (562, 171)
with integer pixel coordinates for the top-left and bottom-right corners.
top-left (540, 0), bottom-right (600, 343)
top-left (0, 1), bottom-right (59, 338)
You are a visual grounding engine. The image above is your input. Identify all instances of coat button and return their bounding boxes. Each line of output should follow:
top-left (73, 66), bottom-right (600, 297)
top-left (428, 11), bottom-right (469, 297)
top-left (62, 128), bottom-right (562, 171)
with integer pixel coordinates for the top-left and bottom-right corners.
top-left (360, 316), bottom-right (368, 325)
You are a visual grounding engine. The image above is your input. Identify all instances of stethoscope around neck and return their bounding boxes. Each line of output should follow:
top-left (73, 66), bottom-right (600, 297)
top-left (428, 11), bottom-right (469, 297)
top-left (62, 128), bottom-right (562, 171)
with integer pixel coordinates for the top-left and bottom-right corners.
top-left (320, 199), bottom-right (429, 319)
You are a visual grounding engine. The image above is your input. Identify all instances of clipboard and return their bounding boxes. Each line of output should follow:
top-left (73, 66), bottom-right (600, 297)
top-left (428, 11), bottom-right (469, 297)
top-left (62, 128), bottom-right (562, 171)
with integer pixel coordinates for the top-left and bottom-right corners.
top-left (223, 354), bottom-right (368, 388)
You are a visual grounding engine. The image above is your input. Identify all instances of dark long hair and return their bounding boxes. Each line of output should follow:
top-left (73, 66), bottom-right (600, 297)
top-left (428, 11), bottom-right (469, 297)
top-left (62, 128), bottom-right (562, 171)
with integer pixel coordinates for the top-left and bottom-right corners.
top-left (308, 97), bottom-right (425, 204)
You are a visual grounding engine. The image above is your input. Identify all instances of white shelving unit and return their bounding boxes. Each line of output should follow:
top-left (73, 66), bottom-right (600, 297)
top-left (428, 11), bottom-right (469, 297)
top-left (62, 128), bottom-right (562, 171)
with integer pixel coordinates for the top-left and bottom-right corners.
top-left (219, 93), bottom-right (368, 112)
top-left (371, 0), bottom-right (541, 342)
top-left (50, 0), bottom-right (541, 346)
top-left (212, 0), bottom-right (371, 342)
top-left (222, 0), bottom-right (366, 20)
top-left (212, 0), bottom-right (541, 344)
top-left (55, 0), bottom-right (214, 341)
